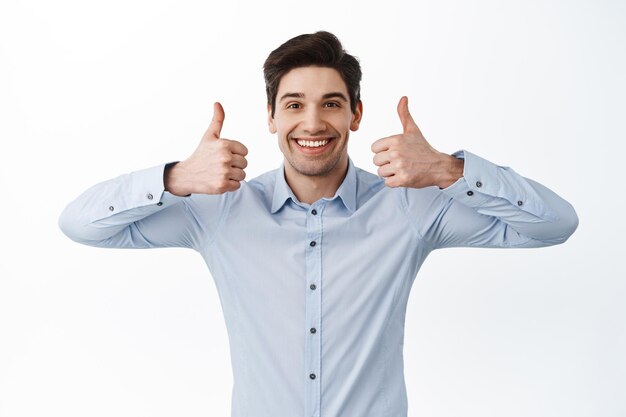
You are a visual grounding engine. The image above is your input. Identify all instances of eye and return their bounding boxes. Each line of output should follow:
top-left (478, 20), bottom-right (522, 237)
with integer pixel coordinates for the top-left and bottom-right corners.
top-left (287, 103), bottom-right (301, 109)
top-left (324, 102), bottom-right (340, 108)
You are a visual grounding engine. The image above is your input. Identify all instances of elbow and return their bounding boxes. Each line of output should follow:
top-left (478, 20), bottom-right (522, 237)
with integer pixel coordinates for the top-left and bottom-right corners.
top-left (58, 207), bottom-right (81, 243)
top-left (548, 202), bottom-right (579, 245)
top-left (58, 206), bottom-right (95, 245)
top-left (560, 204), bottom-right (579, 243)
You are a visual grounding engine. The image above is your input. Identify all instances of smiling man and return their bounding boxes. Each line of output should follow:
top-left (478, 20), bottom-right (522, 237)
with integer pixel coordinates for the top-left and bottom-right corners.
top-left (270, 66), bottom-right (362, 202)
top-left (59, 31), bottom-right (578, 417)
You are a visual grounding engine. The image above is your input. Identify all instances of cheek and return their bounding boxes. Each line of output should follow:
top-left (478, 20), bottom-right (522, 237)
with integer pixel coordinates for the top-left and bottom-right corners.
top-left (275, 125), bottom-right (291, 150)
top-left (334, 113), bottom-right (354, 131)
top-left (277, 121), bottom-right (297, 138)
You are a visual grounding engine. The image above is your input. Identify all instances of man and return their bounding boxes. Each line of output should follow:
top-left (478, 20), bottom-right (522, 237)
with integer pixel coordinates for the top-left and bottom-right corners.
top-left (59, 31), bottom-right (578, 417)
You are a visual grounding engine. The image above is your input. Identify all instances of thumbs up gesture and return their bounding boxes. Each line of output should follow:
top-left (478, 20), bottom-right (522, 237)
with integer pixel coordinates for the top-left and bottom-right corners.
top-left (165, 102), bottom-right (249, 196)
top-left (371, 96), bottom-right (463, 189)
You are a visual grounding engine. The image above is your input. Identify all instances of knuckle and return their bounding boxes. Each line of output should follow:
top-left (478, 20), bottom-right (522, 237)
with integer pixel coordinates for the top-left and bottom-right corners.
top-left (228, 181), bottom-right (241, 192)
top-left (371, 140), bottom-right (383, 152)
top-left (217, 179), bottom-right (230, 191)
top-left (216, 139), bottom-right (230, 149)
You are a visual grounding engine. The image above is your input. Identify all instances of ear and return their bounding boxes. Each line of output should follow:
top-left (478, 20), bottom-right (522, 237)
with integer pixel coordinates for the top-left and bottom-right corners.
top-left (350, 100), bottom-right (363, 132)
top-left (267, 103), bottom-right (277, 134)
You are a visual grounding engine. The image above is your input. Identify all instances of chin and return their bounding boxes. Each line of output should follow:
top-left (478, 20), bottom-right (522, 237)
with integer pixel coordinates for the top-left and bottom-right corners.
top-left (288, 155), bottom-right (346, 178)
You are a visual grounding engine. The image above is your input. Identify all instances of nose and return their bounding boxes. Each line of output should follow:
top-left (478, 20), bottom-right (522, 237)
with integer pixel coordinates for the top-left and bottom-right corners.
top-left (301, 107), bottom-right (326, 134)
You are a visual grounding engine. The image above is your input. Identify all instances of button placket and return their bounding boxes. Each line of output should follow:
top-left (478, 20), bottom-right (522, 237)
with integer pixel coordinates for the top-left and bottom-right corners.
top-left (304, 204), bottom-right (323, 417)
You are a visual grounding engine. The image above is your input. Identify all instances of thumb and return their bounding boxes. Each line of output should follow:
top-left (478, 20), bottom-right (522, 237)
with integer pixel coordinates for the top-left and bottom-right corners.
top-left (204, 102), bottom-right (225, 140)
top-left (397, 96), bottom-right (421, 135)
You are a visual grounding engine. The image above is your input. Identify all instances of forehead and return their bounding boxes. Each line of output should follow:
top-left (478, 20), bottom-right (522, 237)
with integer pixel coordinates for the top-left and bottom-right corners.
top-left (277, 66), bottom-right (348, 98)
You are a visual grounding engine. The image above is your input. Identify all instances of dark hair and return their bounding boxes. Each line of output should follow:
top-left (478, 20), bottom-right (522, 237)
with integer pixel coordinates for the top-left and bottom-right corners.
top-left (263, 31), bottom-right (362, 118)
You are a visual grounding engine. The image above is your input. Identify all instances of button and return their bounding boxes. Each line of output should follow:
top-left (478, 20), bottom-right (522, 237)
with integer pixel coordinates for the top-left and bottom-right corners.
top-left (310, 241), bottom-right (316, 247)
top-left (467, 191), bottom-right (474, 196)
top-left (311, 209), bottom-right (317, 215)
top-left (108, 206), bottom-right (114, 211)
top-left (147, 193), bottom-right (153, 200)
top-left (157, 202), bottom-right (163, 206)
top-left (310, 327), bottom-right (316, 334)
top-left (517, 200), bottom-right (523, 206)
top-left (476, 181), bottom-right (482, 188)
top-left (309, 373), bottom-right (316, 380)
top-left (310, 284), bottom-right (316, 290)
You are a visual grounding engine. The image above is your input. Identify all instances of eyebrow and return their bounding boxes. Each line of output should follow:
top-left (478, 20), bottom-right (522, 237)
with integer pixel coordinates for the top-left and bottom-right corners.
top-left (278, 92), bottom-right (349, 102)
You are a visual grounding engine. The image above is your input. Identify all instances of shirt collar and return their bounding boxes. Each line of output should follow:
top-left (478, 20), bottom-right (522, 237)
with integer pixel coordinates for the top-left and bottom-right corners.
top-left (271, 158), bottom-right (358, 214)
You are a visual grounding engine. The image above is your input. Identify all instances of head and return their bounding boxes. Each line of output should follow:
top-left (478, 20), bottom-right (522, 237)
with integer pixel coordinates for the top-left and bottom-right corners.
top-left (264, 31), bottom-right (362, 119)
top-left (263, 31), bottom-right (363, 179)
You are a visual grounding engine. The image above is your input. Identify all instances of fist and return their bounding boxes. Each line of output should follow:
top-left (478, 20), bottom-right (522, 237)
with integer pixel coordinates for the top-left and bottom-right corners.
top-left (371, 96), bottom-right (462, 189)
top-left (165, 102), bottom-right (249, 196)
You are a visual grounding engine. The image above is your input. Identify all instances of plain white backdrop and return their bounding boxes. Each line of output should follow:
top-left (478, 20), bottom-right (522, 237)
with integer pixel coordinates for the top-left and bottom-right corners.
top-left (1, 0), bottom-right (625, 416)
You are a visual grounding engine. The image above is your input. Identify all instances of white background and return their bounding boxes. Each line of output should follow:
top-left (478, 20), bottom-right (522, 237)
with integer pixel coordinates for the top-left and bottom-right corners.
top-left (1, 0), bottom-right (625, 416)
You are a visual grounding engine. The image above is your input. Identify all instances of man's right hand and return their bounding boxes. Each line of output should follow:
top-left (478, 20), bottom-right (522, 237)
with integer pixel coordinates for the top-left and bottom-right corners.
top-left (165, 102), bottom-right (249, 196)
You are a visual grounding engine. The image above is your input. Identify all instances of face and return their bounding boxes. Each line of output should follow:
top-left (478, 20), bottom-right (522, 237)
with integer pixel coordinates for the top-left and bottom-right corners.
top-left (268, 66), bottom-right (362, 179)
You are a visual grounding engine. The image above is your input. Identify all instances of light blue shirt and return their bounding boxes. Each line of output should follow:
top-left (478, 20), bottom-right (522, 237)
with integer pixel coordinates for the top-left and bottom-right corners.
top-left (59, 150), bottom-right (578, 417)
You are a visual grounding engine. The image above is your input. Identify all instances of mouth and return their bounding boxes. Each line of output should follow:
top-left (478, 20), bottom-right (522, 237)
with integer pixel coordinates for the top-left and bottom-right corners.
top-left (292, 137), bottom-right (335, 154)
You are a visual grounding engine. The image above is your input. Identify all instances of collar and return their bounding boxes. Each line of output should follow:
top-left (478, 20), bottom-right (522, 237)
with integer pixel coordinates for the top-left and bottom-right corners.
top-left (270, 158), bottom-right (358, 214)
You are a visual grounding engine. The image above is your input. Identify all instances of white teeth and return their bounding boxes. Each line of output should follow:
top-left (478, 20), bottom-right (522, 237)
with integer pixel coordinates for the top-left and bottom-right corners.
top-left (296, 139), bottom-right (330, 147)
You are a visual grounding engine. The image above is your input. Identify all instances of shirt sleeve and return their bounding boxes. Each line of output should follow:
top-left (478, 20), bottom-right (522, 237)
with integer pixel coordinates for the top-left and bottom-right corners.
top-left (58, 162), bottom-right (230, 251)
top-left (402, 150), bottom-right (579, 249)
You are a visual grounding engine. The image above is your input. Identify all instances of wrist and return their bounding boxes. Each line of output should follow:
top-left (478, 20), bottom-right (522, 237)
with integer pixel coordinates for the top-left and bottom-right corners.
top-left (164, 161), bottom-right (192, 197)
top-left (436, 153), bottom-right (464, 189)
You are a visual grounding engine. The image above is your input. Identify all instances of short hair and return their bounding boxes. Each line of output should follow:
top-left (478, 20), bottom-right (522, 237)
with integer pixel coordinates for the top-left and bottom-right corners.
top-left (263, 31), bottom-right (362, 118)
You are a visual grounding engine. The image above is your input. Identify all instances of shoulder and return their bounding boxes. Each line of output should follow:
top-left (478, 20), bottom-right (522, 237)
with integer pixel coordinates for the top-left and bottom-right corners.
top-left (354, 165), bottom-right (383, 189)
top-left (247, 168), bottom-right (279, 188)
top-left (213, 168), bottom-right (279, 214)
top-left (352, 164), bottom-right (445, 209)
top-left (184, 168), bottom-right (278, 208)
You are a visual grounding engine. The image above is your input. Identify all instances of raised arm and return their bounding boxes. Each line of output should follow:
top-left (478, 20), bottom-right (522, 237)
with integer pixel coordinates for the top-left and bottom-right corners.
top-left (58, 102), bottom-right (248, 250)
top-left (371, 96), bottom-right (578, 248)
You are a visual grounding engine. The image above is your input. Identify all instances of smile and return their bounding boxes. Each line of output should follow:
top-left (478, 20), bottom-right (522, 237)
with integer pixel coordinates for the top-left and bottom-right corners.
top-left (291, 136), bottom-right (336, 154)
top-left (296, 139), bottom-right (330, 147)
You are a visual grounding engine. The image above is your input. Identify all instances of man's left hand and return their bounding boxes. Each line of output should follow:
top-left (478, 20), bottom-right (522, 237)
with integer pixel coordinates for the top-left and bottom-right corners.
top-left (371, 96), bottom-right (464, 189)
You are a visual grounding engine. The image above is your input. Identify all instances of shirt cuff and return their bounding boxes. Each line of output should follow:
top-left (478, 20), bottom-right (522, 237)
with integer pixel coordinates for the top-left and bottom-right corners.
top-left (93, 162), bottom-right (190, 222)
top-left (441, 150), bottom-right (559, 221)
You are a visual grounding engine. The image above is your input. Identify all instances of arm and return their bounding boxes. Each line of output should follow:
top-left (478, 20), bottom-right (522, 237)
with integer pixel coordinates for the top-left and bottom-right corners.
top-left (404, 150), bottom-right (578, 248)
top-left (372, 96), bottom-right (578, 248)
top-left (58, 102), bottom-right (248, 250)
top-left (57, 162), bottom-right (228, 250)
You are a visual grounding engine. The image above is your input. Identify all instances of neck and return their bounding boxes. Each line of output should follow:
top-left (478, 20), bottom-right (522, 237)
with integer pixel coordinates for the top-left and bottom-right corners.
top-left (284, 157), bottom-right (349, 205)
